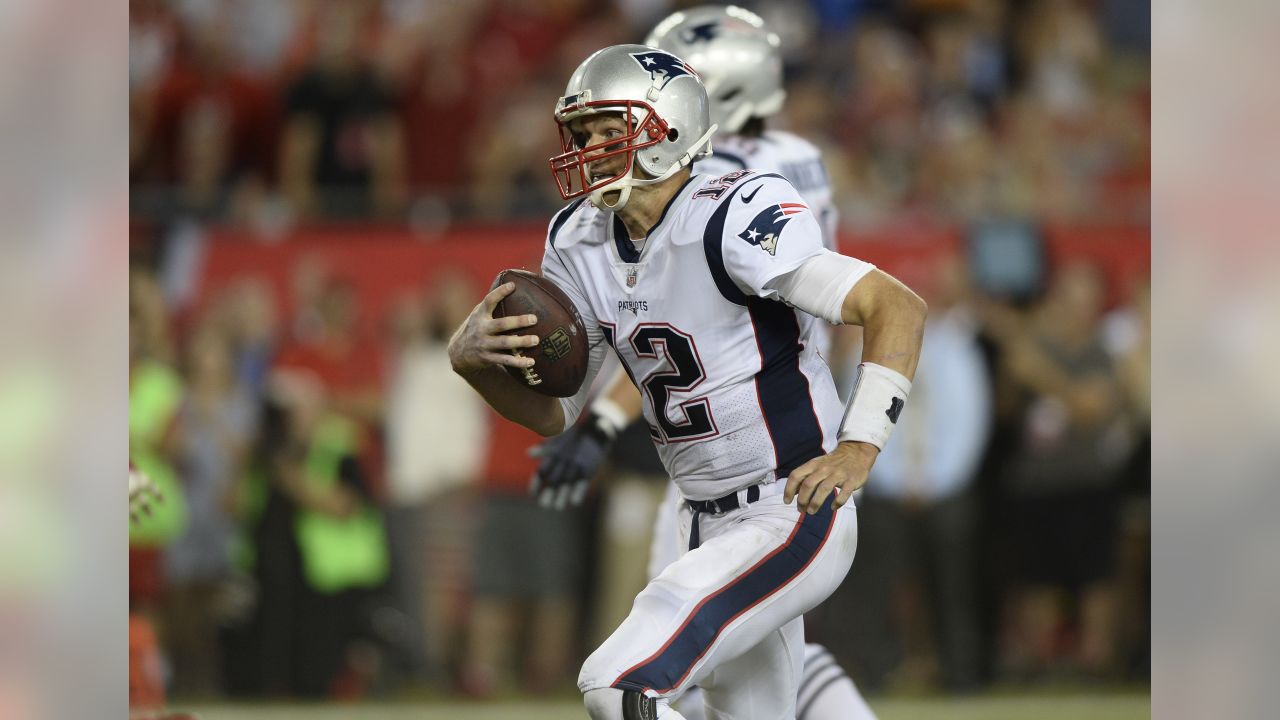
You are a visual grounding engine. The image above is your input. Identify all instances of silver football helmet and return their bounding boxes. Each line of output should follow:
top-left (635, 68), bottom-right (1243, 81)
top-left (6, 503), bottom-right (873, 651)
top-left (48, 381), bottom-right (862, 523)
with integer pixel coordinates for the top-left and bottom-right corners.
top-left (550, 44), bottom-right (715, 210)
top-left (645, 5), bottom-right (785, 136)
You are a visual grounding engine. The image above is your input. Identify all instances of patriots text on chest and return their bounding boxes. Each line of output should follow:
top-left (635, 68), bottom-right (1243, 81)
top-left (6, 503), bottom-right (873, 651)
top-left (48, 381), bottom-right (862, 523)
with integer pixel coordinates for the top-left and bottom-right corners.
top-left (618, 299), bottom-right (650, 315)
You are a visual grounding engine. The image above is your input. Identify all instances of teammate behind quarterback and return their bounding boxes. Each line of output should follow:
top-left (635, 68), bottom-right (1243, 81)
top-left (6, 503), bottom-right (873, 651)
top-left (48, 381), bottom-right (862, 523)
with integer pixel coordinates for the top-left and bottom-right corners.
top-left (449, 36), bottom-right (926, 720)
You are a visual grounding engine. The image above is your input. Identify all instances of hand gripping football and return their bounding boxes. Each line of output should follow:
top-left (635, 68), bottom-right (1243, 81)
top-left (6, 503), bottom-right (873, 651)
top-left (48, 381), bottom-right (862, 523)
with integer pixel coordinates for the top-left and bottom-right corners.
top-left (491, 269), bottom-right (589, 397)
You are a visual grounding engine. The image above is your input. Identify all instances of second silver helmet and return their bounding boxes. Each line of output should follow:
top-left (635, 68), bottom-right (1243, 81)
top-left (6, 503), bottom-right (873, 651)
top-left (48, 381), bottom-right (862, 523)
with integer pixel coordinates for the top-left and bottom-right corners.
top-left (646, 5), bottom-right (785, 135)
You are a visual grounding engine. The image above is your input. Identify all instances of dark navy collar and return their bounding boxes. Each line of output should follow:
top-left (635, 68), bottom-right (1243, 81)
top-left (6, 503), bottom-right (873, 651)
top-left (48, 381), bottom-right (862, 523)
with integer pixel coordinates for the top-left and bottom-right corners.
top-left (612, 214), bottom-right (639, 262)
top-left (611, 174), bottom-right (698, 263)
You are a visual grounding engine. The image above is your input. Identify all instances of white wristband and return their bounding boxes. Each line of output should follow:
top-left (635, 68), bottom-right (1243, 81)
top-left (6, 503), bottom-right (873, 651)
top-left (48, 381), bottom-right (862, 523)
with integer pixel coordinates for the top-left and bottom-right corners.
top-left (590, 396), bottom-right (630, 439)
top-left (837, 362), bottom-right (912, 449)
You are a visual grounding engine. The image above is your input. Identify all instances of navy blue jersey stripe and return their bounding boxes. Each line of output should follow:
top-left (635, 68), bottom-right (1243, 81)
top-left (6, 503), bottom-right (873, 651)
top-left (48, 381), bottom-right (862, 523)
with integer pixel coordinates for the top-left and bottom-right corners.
top-left (600, 322), bottom-right (638, 388)
top-left (549, 198), bottom-right (586, 248)
top-left (612, 495), bottom-right (839, 694)
top-left (748, 298), bottom-right (826, 477)
top-left (545, 198), bottom-right (590, 309)
top-left (700, 172), bottom-right (785, 305)
top-left (701, 198), bottom-right (746, 304)
top-left (613, 214), bottom-right (640, 263)
top-left (699, 172), bottom-right (823, 475)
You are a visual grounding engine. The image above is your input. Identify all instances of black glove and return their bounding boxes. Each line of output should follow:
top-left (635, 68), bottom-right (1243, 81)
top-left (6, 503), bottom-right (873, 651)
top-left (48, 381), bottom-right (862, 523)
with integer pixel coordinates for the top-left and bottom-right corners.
top-left (529, 409), bottom-right (620, 509)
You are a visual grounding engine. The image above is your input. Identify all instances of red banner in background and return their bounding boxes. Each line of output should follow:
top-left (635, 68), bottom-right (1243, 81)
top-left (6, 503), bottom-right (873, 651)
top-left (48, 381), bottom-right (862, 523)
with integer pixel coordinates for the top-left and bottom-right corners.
top-left (1042, 223), bottom-right (1151, 302)
top-left (199, 224), bottom-right (549, 336)
top-left (200, 221), bottom-right (1148, 331)
top-left (198, 221), bottom-right (1148, 486)
top-left (841, 222), bottom-right (965, 300)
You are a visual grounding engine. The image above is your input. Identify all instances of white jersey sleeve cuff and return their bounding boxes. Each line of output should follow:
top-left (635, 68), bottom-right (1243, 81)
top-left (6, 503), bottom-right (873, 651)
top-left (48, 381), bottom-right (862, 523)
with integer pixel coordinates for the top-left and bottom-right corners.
top-left (766, 250), bottom-right (875, 325)
top-left (557, 335), bottom-right (611, 432)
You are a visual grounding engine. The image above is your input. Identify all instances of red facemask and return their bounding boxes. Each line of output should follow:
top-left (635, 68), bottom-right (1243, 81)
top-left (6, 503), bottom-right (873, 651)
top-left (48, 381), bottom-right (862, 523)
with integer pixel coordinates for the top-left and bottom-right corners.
top-left (549, 99), bottom-right (671, 201)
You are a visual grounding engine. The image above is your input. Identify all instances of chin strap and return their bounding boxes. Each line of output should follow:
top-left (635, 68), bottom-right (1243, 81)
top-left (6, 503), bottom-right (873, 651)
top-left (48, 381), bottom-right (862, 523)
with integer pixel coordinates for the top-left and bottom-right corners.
top-left (589, 166), bottom-right (636, 210)
top-left (588, 124), bottom-right (719, 211)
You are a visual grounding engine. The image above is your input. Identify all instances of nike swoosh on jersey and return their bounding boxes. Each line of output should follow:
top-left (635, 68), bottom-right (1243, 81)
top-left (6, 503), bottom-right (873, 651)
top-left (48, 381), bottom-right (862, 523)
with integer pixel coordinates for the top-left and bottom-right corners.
top-left (740, 184), bottom-right (763, 203)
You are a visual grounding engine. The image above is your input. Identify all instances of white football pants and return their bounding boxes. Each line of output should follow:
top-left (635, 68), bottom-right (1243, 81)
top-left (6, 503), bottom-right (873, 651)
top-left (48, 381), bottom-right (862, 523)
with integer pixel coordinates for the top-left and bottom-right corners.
top-left (580, 481), bottom-right (858, 720)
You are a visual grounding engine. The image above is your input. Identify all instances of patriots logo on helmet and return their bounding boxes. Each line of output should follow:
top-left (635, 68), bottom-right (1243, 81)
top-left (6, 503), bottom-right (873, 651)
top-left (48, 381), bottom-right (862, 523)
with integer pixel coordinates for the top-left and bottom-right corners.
top-left (630, 51), bottom-right (697, 90)
top-left (680, 22), bottom-right (719, 44)
top-left (737, 203), bottom-right (807, 256)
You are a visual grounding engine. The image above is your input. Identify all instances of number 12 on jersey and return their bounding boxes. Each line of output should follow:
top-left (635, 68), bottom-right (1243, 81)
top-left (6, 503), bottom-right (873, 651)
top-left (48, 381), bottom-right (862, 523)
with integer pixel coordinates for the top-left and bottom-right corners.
top-left (605, 323), bottom-right (720, 443)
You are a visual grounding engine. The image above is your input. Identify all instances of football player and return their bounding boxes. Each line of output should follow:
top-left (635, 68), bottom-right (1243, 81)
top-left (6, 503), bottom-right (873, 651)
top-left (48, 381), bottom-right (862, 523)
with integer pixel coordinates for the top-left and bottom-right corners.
top-left (530, 7), bottom-right (876, 719)
top-left (449, 40), bottom-right (925, 720)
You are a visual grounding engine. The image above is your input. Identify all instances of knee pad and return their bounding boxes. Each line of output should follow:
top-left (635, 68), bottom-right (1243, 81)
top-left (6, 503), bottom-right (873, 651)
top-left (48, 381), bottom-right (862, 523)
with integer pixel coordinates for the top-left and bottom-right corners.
top-left (583, 687), bottom-right (659, 720)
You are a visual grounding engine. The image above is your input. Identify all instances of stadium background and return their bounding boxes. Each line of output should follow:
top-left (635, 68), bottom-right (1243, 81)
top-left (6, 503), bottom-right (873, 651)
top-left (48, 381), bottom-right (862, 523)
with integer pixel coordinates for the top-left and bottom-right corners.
top-left (127, 0), bottom-right (1150, 717)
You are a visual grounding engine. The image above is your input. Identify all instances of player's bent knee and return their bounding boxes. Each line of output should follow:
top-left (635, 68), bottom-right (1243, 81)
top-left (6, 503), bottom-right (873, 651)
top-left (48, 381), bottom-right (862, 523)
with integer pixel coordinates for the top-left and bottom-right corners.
top-left (583, 687), bottom-right (621, 720)
top-left (583, 687), bottom-right (658, 720)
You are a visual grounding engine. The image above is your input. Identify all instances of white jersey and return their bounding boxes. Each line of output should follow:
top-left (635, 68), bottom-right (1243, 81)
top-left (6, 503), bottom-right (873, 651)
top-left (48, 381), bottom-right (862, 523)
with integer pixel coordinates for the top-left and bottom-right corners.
top-left (697, 130), bottom-right (839, 357)
top-left (542, 171), bottom-right (848, 501)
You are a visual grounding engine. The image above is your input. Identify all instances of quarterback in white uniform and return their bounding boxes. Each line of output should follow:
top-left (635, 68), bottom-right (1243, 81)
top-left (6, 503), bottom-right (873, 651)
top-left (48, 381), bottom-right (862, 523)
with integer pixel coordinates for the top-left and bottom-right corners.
top-left (549, 169), bottom-right (843, 499)
top-left (530, 8), bottom-right (876, 720)
top-left (449, 40), bottom-right (925, 720)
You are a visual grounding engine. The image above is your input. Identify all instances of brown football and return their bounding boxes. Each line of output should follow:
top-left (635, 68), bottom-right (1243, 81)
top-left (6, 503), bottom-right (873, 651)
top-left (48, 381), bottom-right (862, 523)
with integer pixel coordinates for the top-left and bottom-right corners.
top-left (490, 268), bottom-right (590, 397)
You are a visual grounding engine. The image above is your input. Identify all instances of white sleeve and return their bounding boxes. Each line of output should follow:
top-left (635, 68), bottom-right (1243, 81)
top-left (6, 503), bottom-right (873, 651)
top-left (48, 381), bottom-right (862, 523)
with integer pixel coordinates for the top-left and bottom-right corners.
top-left (539, 211), bottom-right (610, 432)
top-left (765, 250), bottom-right (876, 325)
top-left (719, 173), bottom-right (827, 299)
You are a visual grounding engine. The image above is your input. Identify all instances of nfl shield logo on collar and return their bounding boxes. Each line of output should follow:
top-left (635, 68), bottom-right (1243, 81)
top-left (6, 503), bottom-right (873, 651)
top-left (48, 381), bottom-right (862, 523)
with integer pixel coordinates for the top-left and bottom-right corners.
top-left (626, 266), bottom-right (639, 287)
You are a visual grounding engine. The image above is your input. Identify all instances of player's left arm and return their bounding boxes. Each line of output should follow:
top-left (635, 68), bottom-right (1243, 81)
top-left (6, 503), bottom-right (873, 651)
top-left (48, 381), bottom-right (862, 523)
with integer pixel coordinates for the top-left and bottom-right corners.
top-left (718, 174), bottom-right (926, 512)
top-left (784, 268), bottom-right (927, 513)
top-left (836, 270), bottom-right (926, 378)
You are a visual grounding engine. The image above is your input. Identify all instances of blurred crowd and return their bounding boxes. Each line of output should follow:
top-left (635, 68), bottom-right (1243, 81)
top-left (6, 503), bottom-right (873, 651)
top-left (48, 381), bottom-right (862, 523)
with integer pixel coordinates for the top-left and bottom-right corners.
top-left (129, 0), bottom-right (1148, 229)
top-left (127, 0), bottom-right (1150, 709)
top-left (128, 253), bottom-right (1150, 703)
